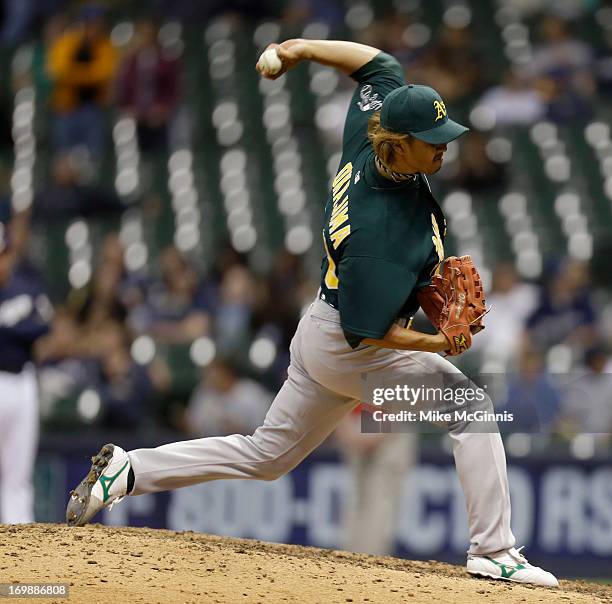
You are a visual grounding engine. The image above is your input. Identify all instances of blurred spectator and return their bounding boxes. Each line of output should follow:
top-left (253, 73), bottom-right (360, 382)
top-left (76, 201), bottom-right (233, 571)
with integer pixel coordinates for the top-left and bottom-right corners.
top-left (357, 8), bottom-right (413, 63)
top-left (499, 349), bottom-right (561, 433)
top-left (530, 16), bottom-right (595, 122)
top-left (250, 251), bottom-right (317, 389)
top-left (563, 345), bottom-right (612, 435)
top-left (47, 4), bottom-right (116, 158)
top-left (68, 262), bottom-right (127, 330)
top-left (183, 357), bottom-right (271, 437)
top-left (410, 25), bottom-right (486, 104)
top-left (99, 232), bottom-right (125, 272)
top-left (34, 152), bottom-right (124, 220)
top-left (0, 0), bottom-right (34, 46)
top-left (215, 261), bottom-right (256, 354)
top-left (281, 0), bottom-right (344, 33)
top-left (335, 407), bottom-right (417, 555)
top-left (130, 246), bottom-right (211, 343)
top-left (96, 322), bottom-right (153, 429)
top-left (253, 250), bottom-right (309, 350)
top-left (409, 47), bottom-right (462, 105)
top-left (30, 14), bottom-right (67, 107)
top-left (37, 309), bottom-right (166, 429)
top-left (0, 0), bottom-right (65, 46)
top-left (559, 346), bottom-right (612, 446)
top-left (452, 132), bottom-right (507, 192)
top-left (477, 68), bottom-right (545, 126)
top-left (97, 233), bottom-right (147, 313)
top-left (117, 18), bottom-right (181, 152)
top-left (36, 236), bottom-right (131, 397)
top-left (536, 71), bottom-right (593, 123)
top-left (531, 16), bottom-right (593, 77)
top-left (36, 306), bottom-right (82, 365)
top-left (526, 258), bottom-right (597, 357)
top-left (471, 262), bottom-right (538, 371)
top-left (6, 205), bottom-right (32, 261)
top-left (595, 33), bottom-right (612, 97)
top-left (437, 24), bottom-right (488, 93)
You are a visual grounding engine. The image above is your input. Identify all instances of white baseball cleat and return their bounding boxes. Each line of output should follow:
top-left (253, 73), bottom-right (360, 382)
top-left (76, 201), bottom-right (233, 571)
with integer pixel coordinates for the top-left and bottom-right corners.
top-left (467, 546), bottom-right (559, 587)
top-left (66, 443), bottom-right (131, 527)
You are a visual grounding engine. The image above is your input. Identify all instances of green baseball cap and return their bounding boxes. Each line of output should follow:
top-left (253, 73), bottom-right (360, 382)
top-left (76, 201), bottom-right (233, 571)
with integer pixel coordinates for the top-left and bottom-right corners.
top-left (380, 84), bottom-right (469, 145)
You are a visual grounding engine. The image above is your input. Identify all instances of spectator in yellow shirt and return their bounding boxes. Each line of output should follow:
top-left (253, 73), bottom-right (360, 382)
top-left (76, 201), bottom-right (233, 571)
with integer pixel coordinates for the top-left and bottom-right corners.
top-left (47, 5), bottom-right (116, 160)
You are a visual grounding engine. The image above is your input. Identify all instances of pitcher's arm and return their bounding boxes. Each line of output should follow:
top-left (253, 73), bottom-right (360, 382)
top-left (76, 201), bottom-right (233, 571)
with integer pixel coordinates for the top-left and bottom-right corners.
top-left (363, 324), bottom-right (449, 353)
top-left (256, 39), bottom-right (381, 79)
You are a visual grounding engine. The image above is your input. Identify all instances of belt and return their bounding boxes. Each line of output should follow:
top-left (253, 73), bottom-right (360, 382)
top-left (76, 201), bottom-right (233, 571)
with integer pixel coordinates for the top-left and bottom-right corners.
top-left (317, 291), bottom-right (411, 329)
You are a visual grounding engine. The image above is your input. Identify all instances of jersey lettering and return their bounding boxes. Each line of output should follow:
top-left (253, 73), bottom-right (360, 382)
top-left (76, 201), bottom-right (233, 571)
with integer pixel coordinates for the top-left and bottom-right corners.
top-left (332, 162), bottom-right (353, 189)
top-left (332, 179), bottom-right (350, 204)
top-left (330, 225), bottom-right (351, 249)
top-left (328, 162), bottom-right (353, 250)
top-left (331, 197), bottom-right (349, 221)
top-left (329, 201), bottom-right (349, 233)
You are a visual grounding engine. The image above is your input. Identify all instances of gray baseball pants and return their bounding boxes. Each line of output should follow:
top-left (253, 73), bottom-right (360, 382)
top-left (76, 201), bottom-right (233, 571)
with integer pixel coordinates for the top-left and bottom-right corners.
top-left (128, 298), bottom-right (515, 555)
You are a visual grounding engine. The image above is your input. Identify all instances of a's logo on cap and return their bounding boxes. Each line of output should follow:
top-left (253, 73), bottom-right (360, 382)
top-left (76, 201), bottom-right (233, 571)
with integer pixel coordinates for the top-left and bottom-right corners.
top-left (433, 100), bottom-right (447, 122)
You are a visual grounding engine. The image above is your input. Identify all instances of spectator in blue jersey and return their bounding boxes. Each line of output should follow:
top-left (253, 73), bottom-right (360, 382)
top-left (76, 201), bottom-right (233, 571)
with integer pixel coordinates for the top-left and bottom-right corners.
top-left (526, 257), bottom-right (597, 355)
top-left (0, 221), bottom-right (53, 523)
top-left (499, 349), bottom-right (562, 433)
top-left (130, 246), bottom-right (212, 344)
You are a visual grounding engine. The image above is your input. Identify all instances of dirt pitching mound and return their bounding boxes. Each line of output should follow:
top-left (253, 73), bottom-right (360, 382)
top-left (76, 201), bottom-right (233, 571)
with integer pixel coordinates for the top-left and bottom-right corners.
top-left (1, 524), bottom-right (610, 604)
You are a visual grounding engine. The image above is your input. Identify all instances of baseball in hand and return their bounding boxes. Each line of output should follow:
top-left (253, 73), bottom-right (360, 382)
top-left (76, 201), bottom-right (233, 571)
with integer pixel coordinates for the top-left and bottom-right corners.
top-left (258, 48), bottom-right (283, 76)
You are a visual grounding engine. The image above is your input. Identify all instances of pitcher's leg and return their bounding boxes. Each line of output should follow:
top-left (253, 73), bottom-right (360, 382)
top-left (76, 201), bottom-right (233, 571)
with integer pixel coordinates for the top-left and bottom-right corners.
top-left (129, 364), bottom-right (356, 494)
top-left (411, 351), bottom-right (515, 555)
top-left (355, 348), bottom-right (515, 556)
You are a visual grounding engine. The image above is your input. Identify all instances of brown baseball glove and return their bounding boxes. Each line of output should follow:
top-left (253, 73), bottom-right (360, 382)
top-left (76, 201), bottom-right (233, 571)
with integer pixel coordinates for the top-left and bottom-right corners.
top-left (416, 255), bottom-right (487, 356)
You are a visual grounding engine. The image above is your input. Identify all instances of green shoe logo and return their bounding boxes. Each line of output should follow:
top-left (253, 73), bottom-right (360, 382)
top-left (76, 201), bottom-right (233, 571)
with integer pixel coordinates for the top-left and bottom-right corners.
top-left (485, 556), bottom-right (526, 579)
top-left (99, 461), bottom-right (129, 503)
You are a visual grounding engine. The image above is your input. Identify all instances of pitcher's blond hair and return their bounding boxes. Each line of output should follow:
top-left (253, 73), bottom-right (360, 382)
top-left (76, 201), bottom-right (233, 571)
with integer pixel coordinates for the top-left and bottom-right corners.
top-left (367, 111), bottom-right (411, 167)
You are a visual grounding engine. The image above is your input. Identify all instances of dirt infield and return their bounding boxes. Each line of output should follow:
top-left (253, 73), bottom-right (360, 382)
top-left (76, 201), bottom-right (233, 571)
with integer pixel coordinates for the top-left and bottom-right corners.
top-left (0, 524), bottom-right (610, 604)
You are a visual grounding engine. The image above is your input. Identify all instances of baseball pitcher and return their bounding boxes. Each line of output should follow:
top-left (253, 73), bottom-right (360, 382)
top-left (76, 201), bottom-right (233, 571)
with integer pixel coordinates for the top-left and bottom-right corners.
top-left (66, 40), bottom-right (557, 587)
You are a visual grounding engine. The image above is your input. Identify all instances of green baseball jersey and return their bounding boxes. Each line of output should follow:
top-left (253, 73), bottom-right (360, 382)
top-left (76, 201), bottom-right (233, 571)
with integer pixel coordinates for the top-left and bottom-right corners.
top-left (319, 52), bottom-right (447, 348)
